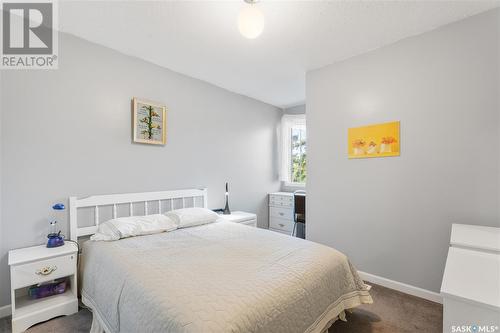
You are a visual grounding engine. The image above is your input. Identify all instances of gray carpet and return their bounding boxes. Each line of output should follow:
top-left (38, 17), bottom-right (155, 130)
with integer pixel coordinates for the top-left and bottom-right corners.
top-left (328, 284), bottom-right (442, 333)
top-left (0, 284), bottom-right (442, 333)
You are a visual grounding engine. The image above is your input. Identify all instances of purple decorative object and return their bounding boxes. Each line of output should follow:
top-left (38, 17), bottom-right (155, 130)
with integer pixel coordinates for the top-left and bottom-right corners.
top-left (28, 279), bottom-right (68, 299)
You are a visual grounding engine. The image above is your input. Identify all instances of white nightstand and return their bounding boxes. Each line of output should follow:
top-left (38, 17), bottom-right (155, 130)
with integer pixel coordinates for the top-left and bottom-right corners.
top-left (218, 211), bottom-right (257, 227)
top-left (8, 243), bottom-right (79, 333)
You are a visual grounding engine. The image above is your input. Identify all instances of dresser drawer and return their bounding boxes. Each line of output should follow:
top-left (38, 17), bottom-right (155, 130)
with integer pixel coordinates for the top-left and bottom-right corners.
top-left (270, 217), bottom-right (294, 232)
top-left (11, 254), bottom-right (76, 289)
top-left (270, 206), bottom-right (294, 220)
top-left (269, 195), bottom-right (293, 208)
top-left (269, 200), bottom-right (293, 208)
top-left (269, 194), bottom-right (293, 202)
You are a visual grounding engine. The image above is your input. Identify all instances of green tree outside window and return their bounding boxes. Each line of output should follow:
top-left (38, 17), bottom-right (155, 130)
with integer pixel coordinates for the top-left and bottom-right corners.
top-left (291, 128), bottom-right (306, 183)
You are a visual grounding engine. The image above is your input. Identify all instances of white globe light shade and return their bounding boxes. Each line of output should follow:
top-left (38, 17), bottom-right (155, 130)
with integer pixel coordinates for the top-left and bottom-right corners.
top-left (238, 5), bottom-right (265, 39)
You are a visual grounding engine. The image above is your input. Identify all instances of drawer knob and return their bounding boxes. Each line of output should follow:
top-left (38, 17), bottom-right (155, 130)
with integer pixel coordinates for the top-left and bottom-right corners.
top-left (279, 212), bottom-right (284, 216)
top-left (36, 266), bottom-right (57, 276)
top-left (279, 223), bottom-right (285, 227)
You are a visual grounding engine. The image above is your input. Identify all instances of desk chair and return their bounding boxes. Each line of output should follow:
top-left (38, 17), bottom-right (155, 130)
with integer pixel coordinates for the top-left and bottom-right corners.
top-left (292, 190), bottom-right (306, 238)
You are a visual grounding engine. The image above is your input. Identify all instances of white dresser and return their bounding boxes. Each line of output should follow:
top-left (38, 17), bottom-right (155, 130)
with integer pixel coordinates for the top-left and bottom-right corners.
top-left (268, 192), bottom-right (294, 235)
top-left (441, 224), bottom-right (500, 333)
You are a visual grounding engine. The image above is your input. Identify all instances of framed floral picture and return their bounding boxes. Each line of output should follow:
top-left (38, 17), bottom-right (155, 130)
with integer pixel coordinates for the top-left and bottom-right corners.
top-left (348, 121), bottom-right (400, 159)
top-left (132, 98), bottom-right (167, 145)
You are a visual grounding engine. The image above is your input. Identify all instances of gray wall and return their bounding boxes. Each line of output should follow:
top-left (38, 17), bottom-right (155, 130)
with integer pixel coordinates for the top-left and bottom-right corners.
top-left (0, 33), bottom-right (281, 306)
top-left (283, 104), bottom-right (306, 115)
top-left (306, 8), bottom-right (499, 293)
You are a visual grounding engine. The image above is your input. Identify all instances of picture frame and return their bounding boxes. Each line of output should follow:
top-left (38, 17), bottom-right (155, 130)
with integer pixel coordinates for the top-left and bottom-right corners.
top-left (348, 121), bottom-right (400, 159)
top-left (132, 97), bottom-right (167, 145)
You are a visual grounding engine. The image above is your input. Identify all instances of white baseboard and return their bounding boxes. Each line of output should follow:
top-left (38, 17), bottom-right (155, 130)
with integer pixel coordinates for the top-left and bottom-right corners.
top-left (0, 304), bottom-right (11, 319)
top-left (358, 271), bottom-right (442, 304)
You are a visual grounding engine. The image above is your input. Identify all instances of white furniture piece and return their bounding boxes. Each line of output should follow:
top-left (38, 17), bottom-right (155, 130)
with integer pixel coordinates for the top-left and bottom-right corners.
top-left (450, 223), bottom-right (500, 253)
top-left (441, 224), bottom-right (500, 333)
top-left (218, 211), bottom-right (257, 227)
top-left (268, 192), bottom-right (294, 235)
top-left (8, 243), bottom-right (79, 333)
top-left (70, 188), bottom-right (207, 240)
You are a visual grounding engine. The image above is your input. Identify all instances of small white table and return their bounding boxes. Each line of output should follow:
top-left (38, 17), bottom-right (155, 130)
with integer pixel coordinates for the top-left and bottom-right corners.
top-left (8, 243), bottom-right (79, 333)
top-left (218, 211), bottom-right (257, 227)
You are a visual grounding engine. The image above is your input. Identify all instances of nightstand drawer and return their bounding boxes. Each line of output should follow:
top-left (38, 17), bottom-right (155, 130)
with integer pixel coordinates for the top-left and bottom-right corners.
top-left (240, 219), bottom-right (257, 227)
top-left (11, 254), bottom-right (76, 289)
top-left (270, 217), bottom-right (294, 232)
top-left (270, 206), bottom-right (293, 220)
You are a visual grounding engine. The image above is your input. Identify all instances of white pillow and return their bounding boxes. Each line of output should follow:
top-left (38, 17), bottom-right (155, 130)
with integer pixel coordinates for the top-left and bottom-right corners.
top-left (164, 207), bottom-right (219, 228)
top-left (91, 214), bottom-right (177, 241)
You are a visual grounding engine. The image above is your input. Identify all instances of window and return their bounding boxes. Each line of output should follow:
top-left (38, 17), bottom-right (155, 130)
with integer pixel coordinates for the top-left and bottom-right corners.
top-left (280, 114), bottom-right (306, 185)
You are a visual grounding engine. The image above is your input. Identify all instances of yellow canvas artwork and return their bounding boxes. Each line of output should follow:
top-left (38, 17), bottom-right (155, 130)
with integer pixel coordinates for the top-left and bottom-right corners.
top-left (348, 121), bottom-right (400, 159)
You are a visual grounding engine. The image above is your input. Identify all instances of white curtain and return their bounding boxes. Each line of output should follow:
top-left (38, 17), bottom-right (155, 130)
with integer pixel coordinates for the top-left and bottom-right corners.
top-left (279, 114), bottom-right (306, 182)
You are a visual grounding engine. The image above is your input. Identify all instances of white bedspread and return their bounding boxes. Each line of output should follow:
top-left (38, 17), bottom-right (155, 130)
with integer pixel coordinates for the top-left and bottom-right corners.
top-left (80, 220), bottom-right (372, 333)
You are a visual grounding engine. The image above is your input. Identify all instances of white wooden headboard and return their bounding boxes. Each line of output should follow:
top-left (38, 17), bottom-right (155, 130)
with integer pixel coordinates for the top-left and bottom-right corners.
top-left (69, 188), bottom-right (208, 241)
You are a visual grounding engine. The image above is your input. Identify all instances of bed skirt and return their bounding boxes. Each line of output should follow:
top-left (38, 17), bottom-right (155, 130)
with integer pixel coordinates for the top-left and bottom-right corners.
top-left (83, 289), bottom-right (372, 333)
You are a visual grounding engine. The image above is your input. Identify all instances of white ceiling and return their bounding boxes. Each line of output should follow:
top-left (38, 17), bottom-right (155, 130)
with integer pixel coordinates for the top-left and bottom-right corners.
top-left (59, 1), bottom-right (499, 108)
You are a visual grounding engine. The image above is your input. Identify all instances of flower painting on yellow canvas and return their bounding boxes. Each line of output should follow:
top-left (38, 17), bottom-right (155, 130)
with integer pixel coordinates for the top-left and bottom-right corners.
top-left (348, 121), bottom-right (400, 159)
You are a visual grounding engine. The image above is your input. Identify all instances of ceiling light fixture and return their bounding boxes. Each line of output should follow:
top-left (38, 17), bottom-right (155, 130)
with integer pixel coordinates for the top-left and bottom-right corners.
top-left (238, 0), bottom-right (265, 39)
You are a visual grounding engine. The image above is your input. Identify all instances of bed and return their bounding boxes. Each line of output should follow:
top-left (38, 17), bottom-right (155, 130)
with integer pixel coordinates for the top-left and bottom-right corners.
top-left (71, 189), bottom-right (372, 333)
